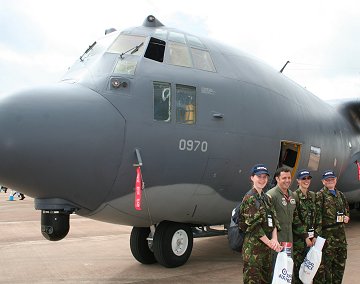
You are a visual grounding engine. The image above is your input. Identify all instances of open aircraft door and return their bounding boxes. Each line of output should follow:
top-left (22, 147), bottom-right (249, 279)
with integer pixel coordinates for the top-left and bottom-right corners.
top-left (275, 141), bottom-right (302, 179)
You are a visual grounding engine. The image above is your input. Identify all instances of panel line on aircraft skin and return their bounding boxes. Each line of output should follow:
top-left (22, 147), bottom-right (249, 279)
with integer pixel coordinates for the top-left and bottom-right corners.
top-left (191, 205), bottom-right (197, 218)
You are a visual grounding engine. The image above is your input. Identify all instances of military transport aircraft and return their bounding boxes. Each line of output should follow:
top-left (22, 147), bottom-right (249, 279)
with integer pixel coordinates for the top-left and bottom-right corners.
top-left (0, 15), bottom-right (359, 268)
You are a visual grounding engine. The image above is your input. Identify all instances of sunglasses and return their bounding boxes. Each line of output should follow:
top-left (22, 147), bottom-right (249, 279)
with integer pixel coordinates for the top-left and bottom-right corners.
top-left (301, 177), bottom-right (312, 180)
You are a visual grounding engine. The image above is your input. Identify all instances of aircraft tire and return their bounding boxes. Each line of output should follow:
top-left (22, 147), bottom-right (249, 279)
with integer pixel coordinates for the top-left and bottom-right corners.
top-left (130, 227), bottom-right (157, 264)
top-left (153, 221), bottom-right (193, 268)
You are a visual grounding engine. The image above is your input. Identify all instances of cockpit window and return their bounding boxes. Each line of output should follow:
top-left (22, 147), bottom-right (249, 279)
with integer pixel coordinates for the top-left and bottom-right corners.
top-left (145, 37), bottom-right (166, 62)
top-left (190, 48), bottom-right (216, 72)
top-left (108, 35), bottom-right (146, 56)
top-left (114, 57), bottom-right (138, 75)
top-left (186, 35), bottom-right (205, 48)
top-left (143, 31), bottom-right (216, 73)
top-left (110, 35), bottom-right (146, 75)
top-left (168, 32), bottom-right (186, 44)
top-left (80, 32), bottom-right (118, 60)
top-left (153, 29), bottom-right (168, 40)
top-left (168, 42), bottom-right (192, 68)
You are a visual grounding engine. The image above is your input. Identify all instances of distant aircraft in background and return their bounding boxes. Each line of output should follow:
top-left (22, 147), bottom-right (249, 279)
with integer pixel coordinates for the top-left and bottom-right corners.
top-left (0, 15), bottom-right (359, 268)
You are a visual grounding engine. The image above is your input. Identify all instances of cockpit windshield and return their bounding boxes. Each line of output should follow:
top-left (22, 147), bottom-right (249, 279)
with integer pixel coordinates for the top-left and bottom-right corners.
top-left (63, 33), bottom-right (145, 82)
top-left (108, 34), bottom-right (145, 56)
top-left (77, 33), bottom-right (145, 63)
top-left (80, 32), bottom-right (119, 61)
top-left (109, 34), bottom-right (146, 75)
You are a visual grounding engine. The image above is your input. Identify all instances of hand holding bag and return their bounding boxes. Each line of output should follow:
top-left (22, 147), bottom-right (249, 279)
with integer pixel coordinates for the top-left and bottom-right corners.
top-left (299, 236), bottom-right (325, 284)
top-left (272, 251), bottom-right (294, 284)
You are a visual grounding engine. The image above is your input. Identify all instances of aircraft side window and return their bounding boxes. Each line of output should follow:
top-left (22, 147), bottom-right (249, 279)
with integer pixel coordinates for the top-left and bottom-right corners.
top-left (153, 82), bottom-right (171, 122)
top-left (308, 146), bottom-right (321, 171)
top-left (168, 42), bottom-right (193, 68)
top-left (145, 37), bottom-right (166, 63)
top-left (176, 85), bottom-right (196, 125)
top-left (190, 48), bottom-right (216, 72)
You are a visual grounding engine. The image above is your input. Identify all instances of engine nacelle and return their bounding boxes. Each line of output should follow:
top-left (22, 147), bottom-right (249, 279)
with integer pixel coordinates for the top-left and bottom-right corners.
top-left (41, 210), bottom-right (70, 241)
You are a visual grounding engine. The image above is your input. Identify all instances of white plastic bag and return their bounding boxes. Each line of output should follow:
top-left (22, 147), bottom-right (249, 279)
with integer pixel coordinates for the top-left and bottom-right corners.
top-left (299, 236), bottom-right (325, 284)
top-left (272, 251), bottom-right (294, 284)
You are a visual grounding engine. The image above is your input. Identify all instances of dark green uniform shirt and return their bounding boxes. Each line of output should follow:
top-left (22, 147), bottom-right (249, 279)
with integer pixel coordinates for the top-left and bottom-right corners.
top-left (315, 186), bottom-right (349, 248)
top-left (313, 186), bottom-right (350, 283)
top-left (293, 188), bottom-right (317, 242)
top-left (267, 185), bottom-right (296, 243)
top-left (292, 188), bottom-right (317, 284)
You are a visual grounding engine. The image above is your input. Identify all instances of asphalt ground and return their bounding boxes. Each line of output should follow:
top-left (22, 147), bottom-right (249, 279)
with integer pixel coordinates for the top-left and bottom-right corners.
top-left (1, 193), bottom-right (359, 283)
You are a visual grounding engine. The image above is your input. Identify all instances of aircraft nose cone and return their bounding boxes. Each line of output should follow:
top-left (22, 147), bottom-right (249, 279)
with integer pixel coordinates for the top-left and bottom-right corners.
top-left (0, 83), bottom-right (125, 210)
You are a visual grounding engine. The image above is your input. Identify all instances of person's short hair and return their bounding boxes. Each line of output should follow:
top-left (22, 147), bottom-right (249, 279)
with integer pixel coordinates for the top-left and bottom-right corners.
top-left (274, 166), bottom-right (291, 178)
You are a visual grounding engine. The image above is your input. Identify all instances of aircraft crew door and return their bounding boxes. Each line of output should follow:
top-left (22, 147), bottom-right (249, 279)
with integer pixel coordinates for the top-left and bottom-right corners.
top-left (275, 141), bottom-right (302, 179)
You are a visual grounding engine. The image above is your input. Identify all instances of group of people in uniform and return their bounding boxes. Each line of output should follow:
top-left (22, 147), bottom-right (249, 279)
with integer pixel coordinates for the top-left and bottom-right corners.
top-left (239, 164), bottom-right (350, 284)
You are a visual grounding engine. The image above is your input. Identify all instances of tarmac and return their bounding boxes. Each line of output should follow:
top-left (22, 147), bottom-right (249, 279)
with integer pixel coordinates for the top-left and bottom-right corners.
top-left (1, 194), bottom-right (360, 283)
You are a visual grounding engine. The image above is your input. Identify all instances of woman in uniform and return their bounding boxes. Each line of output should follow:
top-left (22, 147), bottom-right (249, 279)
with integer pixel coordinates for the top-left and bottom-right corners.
top-left (239, 164), bottom-right (282, 283)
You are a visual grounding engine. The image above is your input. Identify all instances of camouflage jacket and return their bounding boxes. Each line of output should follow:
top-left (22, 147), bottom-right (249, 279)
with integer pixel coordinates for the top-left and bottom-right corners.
top-left (239, 188), bottom-right (280, 240)
top-left (292, 188), bottom-right (317, 241)
top-left (315, 186), bottom-right (349, 247)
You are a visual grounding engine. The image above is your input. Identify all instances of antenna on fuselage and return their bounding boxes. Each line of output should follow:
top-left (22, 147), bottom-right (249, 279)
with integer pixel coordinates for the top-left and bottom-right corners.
top-left (143, 15), bottom-right (164, 27)
top-left (280, 60), bottom-right (290, 73)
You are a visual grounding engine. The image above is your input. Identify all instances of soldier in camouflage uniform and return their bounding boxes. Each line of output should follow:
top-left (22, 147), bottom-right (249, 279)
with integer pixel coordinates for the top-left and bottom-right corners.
top-left (239, 164), bottom-right (282, 284)
top-left (314, 170), bottom-right (350, 284)
top-left (292, 169), bottom-right (317, 284)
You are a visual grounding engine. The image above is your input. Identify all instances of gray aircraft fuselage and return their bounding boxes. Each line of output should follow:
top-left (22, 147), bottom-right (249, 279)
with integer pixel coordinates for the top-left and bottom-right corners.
top-left (0, 15), bottom-right (359, 267)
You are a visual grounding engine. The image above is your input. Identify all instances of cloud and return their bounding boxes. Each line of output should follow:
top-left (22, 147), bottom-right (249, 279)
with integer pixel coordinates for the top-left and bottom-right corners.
top-left (0, 0), bottom-right (359, 99)
top-left (0, 2), bottom-right (43, 52)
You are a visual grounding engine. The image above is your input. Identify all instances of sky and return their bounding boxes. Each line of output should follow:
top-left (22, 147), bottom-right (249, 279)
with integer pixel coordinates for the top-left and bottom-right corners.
top-left (1, 0), bottom-right (360, 100)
